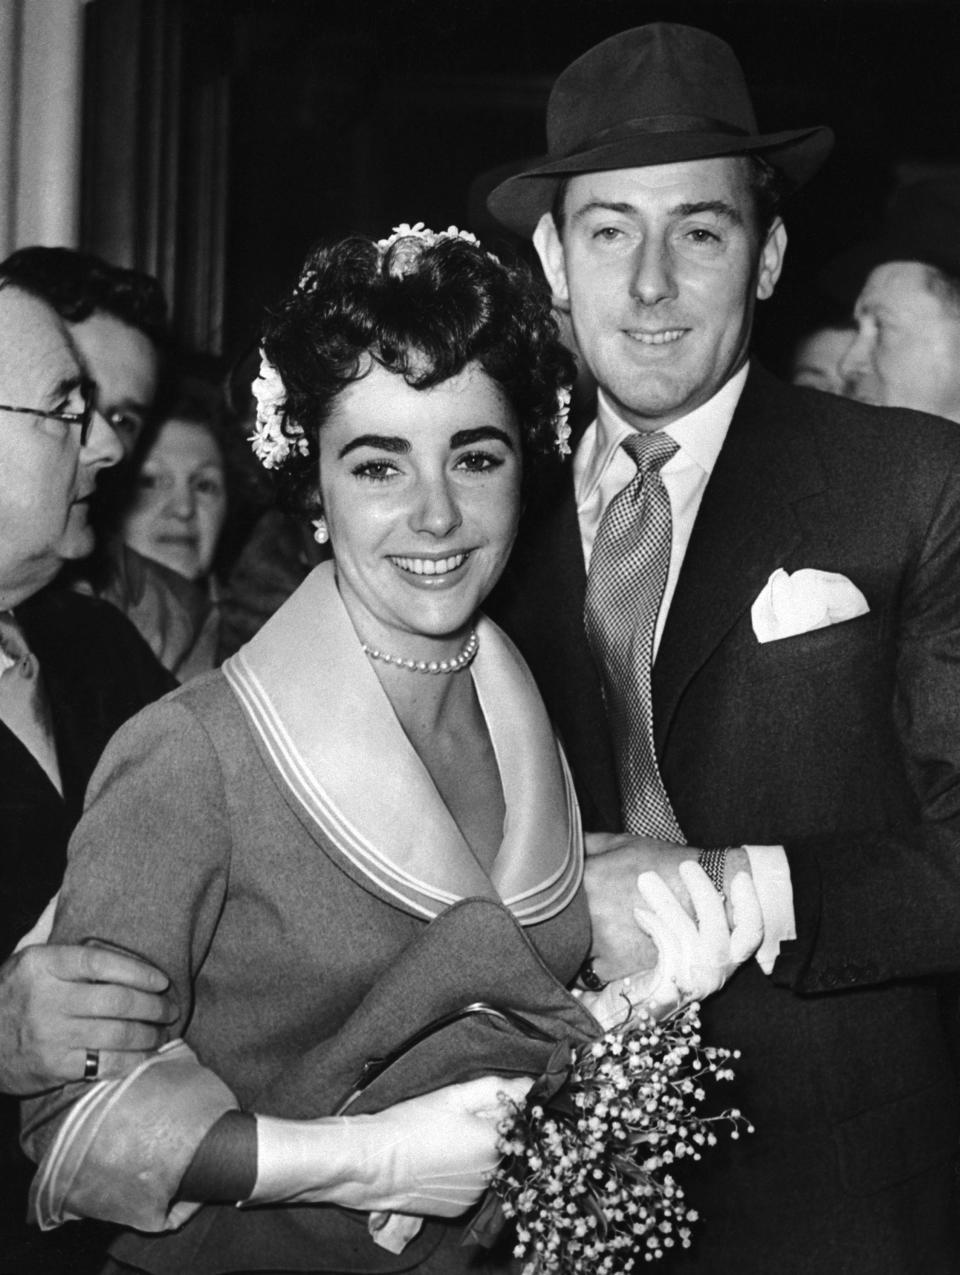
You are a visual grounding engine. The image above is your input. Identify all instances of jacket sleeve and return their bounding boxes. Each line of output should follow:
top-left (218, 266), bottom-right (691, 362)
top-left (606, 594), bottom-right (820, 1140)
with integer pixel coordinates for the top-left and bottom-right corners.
top-left (26, 1040), bottom-right (236, 1233)
top-left (776, 451), bottom-right (960, 993)
top-left (21, 695), bottom-right (238, 1229)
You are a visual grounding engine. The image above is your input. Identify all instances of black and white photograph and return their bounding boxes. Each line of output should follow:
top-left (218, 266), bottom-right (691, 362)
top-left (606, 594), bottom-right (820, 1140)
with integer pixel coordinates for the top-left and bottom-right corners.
top-left (4, 2), bottom-right (960, 1272)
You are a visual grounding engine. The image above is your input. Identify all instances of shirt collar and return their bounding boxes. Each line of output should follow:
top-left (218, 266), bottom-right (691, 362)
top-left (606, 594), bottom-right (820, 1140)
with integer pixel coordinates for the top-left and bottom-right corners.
top-left (575, 362), bottom-right (750, 503)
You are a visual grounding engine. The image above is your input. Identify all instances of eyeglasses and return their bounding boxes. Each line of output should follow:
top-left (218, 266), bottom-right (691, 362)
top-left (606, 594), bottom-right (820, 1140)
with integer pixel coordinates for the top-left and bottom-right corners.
top-left (0, 379), bottom-right (96, 446)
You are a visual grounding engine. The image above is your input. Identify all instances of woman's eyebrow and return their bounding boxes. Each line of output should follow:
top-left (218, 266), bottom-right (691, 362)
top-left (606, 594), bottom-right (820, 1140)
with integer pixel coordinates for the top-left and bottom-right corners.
top-left (450, 427), bottom-right (515, 450)
top-left (337, 434), bottom-right (410, 459)
top-left (337, 426), bottom-right (515, 458)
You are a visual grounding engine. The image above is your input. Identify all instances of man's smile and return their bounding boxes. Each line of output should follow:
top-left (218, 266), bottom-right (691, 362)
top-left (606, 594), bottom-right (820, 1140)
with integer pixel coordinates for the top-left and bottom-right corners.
top-left (623, 328), bottom-right (686, 346)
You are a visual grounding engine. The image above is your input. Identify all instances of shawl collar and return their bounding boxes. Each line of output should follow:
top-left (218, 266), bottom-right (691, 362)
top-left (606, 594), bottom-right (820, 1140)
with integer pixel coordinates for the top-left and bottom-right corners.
top-left (223, 562), bottom-right (582, 924)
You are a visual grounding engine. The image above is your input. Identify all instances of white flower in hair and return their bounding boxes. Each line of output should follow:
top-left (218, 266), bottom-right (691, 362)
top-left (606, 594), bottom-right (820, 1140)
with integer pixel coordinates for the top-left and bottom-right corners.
top-left (375, 221), bottom-right (499, 278)
top-left (249, 351), bottom-right (309, 470)
top-left (555, 385), bottom-right (573, 457)
top-left (296, 264), bottom-right (320, 294)
top-left (375, 221), bottom-right (485, 254)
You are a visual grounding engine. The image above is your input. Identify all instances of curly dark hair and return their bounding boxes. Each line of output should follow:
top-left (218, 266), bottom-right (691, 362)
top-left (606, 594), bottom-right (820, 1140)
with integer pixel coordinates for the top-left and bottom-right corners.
top-left (259, 230), bottom-right (576, 514)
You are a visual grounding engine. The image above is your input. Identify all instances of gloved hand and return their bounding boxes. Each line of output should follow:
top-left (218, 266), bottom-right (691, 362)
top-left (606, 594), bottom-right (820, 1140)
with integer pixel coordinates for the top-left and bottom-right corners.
top-left (631, 859), bottom-right (764, 1016)
top-left (247, 1074), bottom-right (532, 1217)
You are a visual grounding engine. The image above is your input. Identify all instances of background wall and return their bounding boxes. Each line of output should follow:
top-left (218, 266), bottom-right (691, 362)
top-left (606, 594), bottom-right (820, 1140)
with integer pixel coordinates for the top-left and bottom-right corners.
top-left (68, 0), bottom-right (960, 367)
top-left (0, 0), bottom-right (87, 257)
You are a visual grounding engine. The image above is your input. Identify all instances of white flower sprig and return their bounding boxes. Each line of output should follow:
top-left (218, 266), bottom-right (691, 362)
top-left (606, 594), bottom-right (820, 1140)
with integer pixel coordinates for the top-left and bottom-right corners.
top-left (375, 221), bottom-right (487, 256)
top-left (375, 221), bottom-right (502, 279)
top-left (492, 1002), bottom-right (751, 1273)
top-left (554, 385), bottom-right (573, 458)
top-left (249, 351), bottom-right (310, 470)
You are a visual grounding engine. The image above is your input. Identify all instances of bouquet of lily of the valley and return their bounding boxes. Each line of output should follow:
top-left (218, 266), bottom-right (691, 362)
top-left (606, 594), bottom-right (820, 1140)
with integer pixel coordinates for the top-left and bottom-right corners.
top-left (488, 1000), bottom-right (751, 1274)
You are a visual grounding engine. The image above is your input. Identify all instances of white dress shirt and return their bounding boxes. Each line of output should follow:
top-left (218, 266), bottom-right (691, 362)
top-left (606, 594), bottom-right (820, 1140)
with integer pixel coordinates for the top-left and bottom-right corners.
top-left (573, 365), bottom-right (794, 973)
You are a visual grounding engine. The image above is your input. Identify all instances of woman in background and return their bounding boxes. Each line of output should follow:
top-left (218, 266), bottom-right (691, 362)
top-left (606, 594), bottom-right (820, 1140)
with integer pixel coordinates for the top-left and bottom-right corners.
top-left (115, 375), bottom-right (230, 680)
top-left (122, 378), bottom-right (229, 588)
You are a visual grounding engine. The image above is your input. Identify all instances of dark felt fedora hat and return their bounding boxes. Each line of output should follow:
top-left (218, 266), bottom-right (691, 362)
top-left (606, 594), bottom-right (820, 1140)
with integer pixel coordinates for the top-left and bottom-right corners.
top-left (822, 177), bottom-right (960, 305)
top-left (488, 22), bottom-right (834, 236)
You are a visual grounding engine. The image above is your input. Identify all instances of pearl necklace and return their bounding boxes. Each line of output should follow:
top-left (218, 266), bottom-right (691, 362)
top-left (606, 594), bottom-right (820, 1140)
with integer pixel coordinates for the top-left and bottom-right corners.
top-left (361, 629), bottom-right (479, 675)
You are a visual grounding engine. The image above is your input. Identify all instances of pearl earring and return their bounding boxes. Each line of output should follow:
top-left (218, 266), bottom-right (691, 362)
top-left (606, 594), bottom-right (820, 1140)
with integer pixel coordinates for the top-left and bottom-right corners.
top-left (312, 517), bottom-right (329, 545)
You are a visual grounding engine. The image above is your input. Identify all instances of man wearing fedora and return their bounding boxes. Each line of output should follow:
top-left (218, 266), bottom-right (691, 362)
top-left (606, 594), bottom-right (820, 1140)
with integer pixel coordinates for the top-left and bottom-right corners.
top-left (487, 22), bottom-right (960, 1273)
top-left (833, 177), bottom-right (960, 422)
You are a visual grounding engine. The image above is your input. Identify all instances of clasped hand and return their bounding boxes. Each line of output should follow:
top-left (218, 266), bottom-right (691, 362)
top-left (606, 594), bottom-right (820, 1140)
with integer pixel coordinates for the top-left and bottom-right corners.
top-left (581, 837), bottom-right (764, 1029)
top-left (631, 860), bottom-right (762, 1014)
top-left (0, 943), bottom-right (175, 1094)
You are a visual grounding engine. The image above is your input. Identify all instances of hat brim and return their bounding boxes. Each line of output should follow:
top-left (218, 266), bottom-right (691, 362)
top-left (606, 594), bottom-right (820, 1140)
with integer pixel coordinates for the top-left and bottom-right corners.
top-left (487, 125), bottom-right (834, 236)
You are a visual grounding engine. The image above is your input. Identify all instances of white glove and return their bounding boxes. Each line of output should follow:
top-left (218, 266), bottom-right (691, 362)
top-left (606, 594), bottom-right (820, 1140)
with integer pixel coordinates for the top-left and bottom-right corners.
top-left (632, 860), bottom-right (764, 1015)
top-left (247, 1074), bottom-right (532, 1217)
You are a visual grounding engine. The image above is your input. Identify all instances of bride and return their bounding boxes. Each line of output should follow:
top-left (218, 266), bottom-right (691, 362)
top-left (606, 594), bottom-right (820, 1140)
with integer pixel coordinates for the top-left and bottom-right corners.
top-left (23, 224), bottom-right (761, 1275)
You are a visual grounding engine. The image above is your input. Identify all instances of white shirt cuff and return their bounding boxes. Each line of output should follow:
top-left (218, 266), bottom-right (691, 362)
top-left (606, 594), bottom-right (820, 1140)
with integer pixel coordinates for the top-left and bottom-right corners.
top-left (743, 845), bottom-right (795, 974)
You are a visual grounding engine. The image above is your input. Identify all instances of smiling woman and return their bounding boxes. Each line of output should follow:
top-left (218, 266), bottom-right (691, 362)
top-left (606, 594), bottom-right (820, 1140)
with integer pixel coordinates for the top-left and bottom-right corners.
top-left (22, 225), bottom-right (760, 1275)
top-left (20, 226), bottom-right (586, 1275)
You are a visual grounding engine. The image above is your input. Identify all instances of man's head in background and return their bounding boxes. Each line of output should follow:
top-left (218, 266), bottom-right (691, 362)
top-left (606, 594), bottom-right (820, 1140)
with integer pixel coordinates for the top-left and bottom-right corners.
top-left (0, 281), bottom-right (123, 606)
top-left (827, 179), bottom-right (960, 422)
top-left (0, 247), bottom-right (167, 455)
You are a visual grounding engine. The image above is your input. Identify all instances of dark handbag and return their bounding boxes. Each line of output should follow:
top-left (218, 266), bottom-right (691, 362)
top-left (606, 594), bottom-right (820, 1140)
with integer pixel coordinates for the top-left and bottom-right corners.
top-left (257, 897), bottom-right (599, 1120)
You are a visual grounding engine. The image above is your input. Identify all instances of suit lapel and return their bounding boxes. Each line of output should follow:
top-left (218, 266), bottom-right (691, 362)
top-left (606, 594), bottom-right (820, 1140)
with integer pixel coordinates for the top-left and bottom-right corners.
top-left (496, 367), bottom-right (827, 827)
top-left (653, 366), bottom-right (828, 753)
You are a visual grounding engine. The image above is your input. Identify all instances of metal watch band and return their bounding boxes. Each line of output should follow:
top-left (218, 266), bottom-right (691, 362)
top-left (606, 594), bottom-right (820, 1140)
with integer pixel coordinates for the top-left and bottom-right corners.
top-left (697, 847), bottom-right (729, 900)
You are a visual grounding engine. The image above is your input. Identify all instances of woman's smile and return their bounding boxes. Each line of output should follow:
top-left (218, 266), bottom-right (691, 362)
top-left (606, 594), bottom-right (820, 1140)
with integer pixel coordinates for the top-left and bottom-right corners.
top-left (389, 551), bottom-right (470, 579)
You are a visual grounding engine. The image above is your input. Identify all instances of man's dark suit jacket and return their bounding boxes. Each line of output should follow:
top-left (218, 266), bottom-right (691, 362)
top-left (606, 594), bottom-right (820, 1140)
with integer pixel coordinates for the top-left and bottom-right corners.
top-left (1, 586), bottom-right (173, 1274)
top-left (490, 364), bottom-right (960, 1274)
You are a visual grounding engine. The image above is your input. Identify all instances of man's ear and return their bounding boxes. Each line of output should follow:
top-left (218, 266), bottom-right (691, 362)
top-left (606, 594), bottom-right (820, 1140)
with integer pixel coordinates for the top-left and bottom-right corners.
top-left (533, 213), bottom-right (570, 311)
top-left (756, 218), bottom-right (788, 301)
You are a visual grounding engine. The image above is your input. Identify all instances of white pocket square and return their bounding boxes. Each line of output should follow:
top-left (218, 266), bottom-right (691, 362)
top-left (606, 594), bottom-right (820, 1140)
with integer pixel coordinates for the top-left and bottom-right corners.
top-left (751, 568), bottom-right (870, 643)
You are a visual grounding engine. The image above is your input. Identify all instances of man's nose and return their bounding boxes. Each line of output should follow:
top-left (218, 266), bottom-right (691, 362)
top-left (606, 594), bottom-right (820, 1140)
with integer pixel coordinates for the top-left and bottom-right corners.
top-left (411, 473), bottom-right (462, 537)
top-left (80, 410), bottom-right (123, 471)
top-left (629, 236), bottom-right (678, 306)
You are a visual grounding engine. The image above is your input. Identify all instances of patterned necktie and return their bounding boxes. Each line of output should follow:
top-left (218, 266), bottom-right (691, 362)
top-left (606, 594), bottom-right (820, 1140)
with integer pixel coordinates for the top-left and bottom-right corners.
top-left (584, 431), bottom-right (685, 841)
